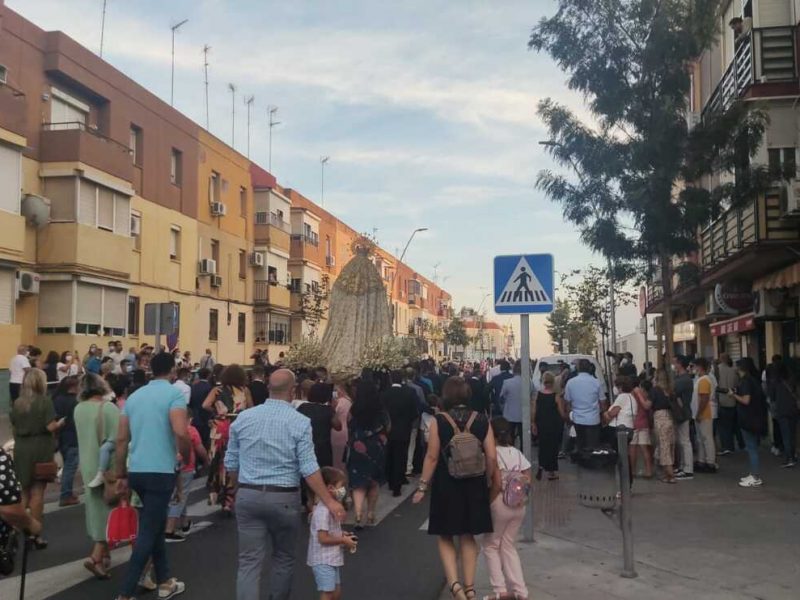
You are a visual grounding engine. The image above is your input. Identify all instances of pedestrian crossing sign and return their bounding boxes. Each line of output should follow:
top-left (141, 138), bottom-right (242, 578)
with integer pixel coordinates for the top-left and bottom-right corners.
top-left (493, 254), bottom-right (554, 314)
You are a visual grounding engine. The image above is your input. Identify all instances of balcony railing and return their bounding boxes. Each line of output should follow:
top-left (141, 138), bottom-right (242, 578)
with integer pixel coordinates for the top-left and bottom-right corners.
top-left (40, 122), bottom-right (134, 182)
top-left (254, 281), bottom-right (270, 303)
top-left (291, 233), bottom-right (319, 247)
top-left (256, 211), bottom-right (290, 231)
top-left (700, 200), bottom-right (758, 268)
top-left (704, 26), bottom-right (797, 117)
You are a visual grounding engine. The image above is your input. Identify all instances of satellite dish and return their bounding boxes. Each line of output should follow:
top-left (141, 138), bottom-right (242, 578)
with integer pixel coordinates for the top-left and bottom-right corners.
top-left (21, 194), bottom-right (51, 228)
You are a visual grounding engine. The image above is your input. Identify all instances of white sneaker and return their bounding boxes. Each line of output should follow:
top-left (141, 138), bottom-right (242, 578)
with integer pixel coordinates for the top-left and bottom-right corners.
top-left (87, 472), bottom-right (105, 489)
top-left (738, 475), bottom-right (763, 488)
top-left (138, 569), bottom-right (157, 591)
top-left (158, 578), bottom-right (186, 599)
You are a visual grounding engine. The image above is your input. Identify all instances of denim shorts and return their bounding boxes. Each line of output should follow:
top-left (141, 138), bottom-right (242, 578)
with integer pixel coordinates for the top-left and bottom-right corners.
top-left (311, 564), bottom-right (341, 592)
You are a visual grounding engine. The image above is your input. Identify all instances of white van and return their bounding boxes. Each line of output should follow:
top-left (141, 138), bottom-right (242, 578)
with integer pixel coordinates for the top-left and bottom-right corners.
top-left (533, 354), bottom-right (608, 399)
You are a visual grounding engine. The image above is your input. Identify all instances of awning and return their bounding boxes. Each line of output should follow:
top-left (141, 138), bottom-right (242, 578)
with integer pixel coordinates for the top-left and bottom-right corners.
top-left (710, 313), bottom-right (755, 337)
top-left (753, 262), bottom-right (800, 291)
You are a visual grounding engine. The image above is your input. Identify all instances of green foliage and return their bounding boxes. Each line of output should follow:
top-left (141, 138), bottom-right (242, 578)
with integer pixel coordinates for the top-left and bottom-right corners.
top-left (298, 274), bottom-right (330, 337)
top-left (444, 316), bottom-right (470, 350)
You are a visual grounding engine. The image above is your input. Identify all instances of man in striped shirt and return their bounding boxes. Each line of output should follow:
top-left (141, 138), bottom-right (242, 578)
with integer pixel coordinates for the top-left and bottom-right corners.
top-left (225, 368), bottom-right (345, 600)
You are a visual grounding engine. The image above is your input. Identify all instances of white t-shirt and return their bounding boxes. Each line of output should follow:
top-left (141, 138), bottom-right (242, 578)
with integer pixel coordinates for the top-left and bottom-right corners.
top-left (9, 354), bottom-right (30, 384)
top-left (173, 380), bottom-right (191, 405)
top-left (496, 446), bottom-right (531, 472)
top-left (610, 393), bottom-right (637, 429)
top-left (421, 412), bottom-right (436, 443)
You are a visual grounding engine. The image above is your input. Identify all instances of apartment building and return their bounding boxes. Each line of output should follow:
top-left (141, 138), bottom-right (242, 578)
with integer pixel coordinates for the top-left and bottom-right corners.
top-left (0, 1), bottom-right (454, 401)
top-left (647, 0), bottom-right (800, 366)
top-left (0, 3), bottom-right (254, 377)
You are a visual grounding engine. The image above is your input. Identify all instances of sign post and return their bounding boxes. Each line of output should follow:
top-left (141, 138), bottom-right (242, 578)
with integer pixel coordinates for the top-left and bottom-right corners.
top-left (494, 254), bottom-right (554, 543)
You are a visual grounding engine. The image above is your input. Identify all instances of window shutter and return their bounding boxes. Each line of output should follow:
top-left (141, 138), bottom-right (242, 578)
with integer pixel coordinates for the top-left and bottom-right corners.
top-left (38, 281), bottom-right (73, 328)
top-left (79, 179), bottom-right (97, 226)
top-left (0, 269), bottom-right (15, 324)
top-left (103, 287), bottom-right (127, 330)
top-left (44, 177), bottom-right (77, 221)
top-left (97, 186), bottom-right (114, 230)
top-left (0, 144), bottom-right (21, 214)
top-left (114, 194), bottom-right (130, 235)
top-left (76, 283), bottom-right (102, 324)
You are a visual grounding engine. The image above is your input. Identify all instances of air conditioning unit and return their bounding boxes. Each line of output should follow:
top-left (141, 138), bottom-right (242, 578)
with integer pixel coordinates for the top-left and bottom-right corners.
top-left (198, 258), bottom-right (217, 275)
top-left (705, 290), bottom-right (726, 316)
top-left (0, 64), bottom-right (7, 85)
top-left (210, 274), bottom-right (223, 288)
top-left (780, 179), bottom-right (800, 216)
top-left (249, 252), bottom-right (265, 267)
top-left (210, 201), bottom-right (227, 217)
top-left (17, 271), bottom-right (40, 295)
top-left (326, 255), bottom-right (336, 267)
top-left (753, 289), bottom-right (785, 319)
top-left (686, 111), bottom-right (701, 131)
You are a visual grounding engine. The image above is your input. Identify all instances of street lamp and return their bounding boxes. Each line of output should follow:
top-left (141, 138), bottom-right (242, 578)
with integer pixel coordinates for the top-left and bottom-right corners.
top-left (392, 227), bottom-right (429, 334)
top-left (170, 19), bottom-right (189, 106)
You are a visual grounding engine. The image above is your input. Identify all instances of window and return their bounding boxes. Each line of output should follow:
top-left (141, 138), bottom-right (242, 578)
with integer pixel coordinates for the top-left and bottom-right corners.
top-left (268, 266), bottom-right (278, 284)
top-left (254, 312), bottom-right (268, 343)
top-left (170, 226), bottom-right (181, 261)
top-left (170, 149), bottom-right (182, 186)
top-left (211, 239), bottom-right (220, 264)
top-left (237, 312), bottom-right (246, 343)
top-left (768, 147), bottom-right (797, 180)
top-left (325, 236), bottom-right (332, 259)
top-left (0, 143), bottom-right (21, 215)
top-left (38, 281), bottom-right (127, 335)
top-left (269, 315), bottom-right (290, 344)
top-left (239, 250), bottom-right (247, 279)
top-left (0, 269), bottom-right (14, 324)
top-left (131, 212), bottom-right (142, 251)
top-left (97, 187), bottom-right (113, 231)
top-left (128, 295), bottom-right (140, 336)
top-left (290, 278), bottom-right (302, 293)
top-left (209, 309), bottom-right (219, 341)
top-left (240, 186), bottom-right (247, 217)
top-left (129, 125), bottom-right (142, 166)
top-left (209, 171), bottom-right (221, 204)
top-left (49, 88), bottom-right (88, 129)
top-left (276, 209), bottom-right (284, 222)
top-left (75, 178), bottom-right (130, 235)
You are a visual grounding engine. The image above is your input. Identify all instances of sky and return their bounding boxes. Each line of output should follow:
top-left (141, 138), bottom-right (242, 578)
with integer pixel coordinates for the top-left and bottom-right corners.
top-left (9, 0), bottom-right (640, 356)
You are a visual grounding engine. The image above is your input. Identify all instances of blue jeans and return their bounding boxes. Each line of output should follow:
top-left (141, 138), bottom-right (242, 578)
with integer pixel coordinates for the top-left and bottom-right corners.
top-left (60, 445), bottom-right (79, 500)
top-left (742, 430), bottom-right (761, 477)
top-left (777, 415), bottom-right (798, 462)
top-left (121, 472), bottom-right (177, 596)
top-left (235, 488), bottom-right (301, 600)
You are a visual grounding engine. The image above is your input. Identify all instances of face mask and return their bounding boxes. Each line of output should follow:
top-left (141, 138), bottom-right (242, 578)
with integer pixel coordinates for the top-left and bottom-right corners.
top-left (333, 486), bottom-right (347, 502)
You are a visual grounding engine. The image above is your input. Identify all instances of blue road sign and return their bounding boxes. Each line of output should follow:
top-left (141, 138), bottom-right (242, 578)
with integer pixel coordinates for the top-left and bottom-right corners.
top-left (493, 254), bottom-right (554, 314)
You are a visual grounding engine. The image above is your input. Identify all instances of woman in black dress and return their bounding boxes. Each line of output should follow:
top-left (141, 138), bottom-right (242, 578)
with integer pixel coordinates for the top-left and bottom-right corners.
top-left (533, 371), bottom-right (566, 480)
top-left (298, 382), bottom-right (342, 468)
top-left (413, 377), bottom-right (497, 600)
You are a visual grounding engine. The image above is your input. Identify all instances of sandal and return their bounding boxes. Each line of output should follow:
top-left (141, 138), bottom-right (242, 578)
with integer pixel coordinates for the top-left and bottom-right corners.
top-left (83, 558), bottom-right (111, 580)
top-left (30, 536), bottom-right (48, 550)
top-left (464, 584), bottom-right (477, 598)
top-left (354, 513), bottom-right (364, 531)
top-left (660, 477), bottom-right (677, 484)
top-left (449, 581), bottom-right (467, 600)
top-left (367, 512), bottom-right (376, 526)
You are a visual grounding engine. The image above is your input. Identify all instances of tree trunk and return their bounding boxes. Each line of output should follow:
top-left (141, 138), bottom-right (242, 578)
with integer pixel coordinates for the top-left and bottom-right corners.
top-left (659, 249), bottom-right (676, 387)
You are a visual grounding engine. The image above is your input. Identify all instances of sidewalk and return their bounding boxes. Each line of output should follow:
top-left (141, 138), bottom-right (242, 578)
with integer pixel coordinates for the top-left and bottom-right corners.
top-left (441, 451), bottom-right (800, 600)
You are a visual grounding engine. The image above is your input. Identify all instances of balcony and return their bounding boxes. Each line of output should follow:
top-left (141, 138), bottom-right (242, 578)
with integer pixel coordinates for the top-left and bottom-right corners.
top-left (254, 280), bottom-right (291, 308)
top-left (254, 214), bottom-right (290, 253)
top-left (40, 123), bottom-right (133, 183)
top-left (37, 222), bottom-right (133, 279)
top-left (704, 26), bottom-right (798, 117)
top-left (0, 84), bottom-right (27, 137)
top-left (290, 234), bottom-right (321, 264)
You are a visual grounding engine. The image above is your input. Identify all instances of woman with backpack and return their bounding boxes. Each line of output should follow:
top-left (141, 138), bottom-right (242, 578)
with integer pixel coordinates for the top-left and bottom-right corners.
top-left (733, 357), bottom-right (769, 488)
top-left (481, 417), bottom-right (530, 600)
top-left (413, 377), bottom-right (497, 600)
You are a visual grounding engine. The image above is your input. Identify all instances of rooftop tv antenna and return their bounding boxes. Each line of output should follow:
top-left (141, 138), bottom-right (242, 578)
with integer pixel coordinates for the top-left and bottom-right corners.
top-left (268, 106), bottom-right (280, 171)
top-left (320, 156), bottom-right (330, 207)
top-left (202, 45), bottom-right (211, 129)
top-left (228, 83), bottom-right (237, 147)
top-left (170, 19), bottom-right (189, 106)
top-left (432, 262), bottom-right (441, 283)
top-left (244, 95), bottom-right (255, 158)
top-left (99, 0), bottom-right (108, 57)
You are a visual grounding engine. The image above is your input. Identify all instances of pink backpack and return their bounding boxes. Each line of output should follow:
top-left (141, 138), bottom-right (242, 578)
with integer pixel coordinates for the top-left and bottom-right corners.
top-left (499, 450), bottom-right (531, 509)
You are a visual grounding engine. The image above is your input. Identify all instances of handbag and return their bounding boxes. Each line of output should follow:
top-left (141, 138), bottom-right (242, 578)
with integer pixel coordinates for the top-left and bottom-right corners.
top-left (96, 402), bottom-right (121, 507)
top-left (33, 461), bottom-right (58, 482)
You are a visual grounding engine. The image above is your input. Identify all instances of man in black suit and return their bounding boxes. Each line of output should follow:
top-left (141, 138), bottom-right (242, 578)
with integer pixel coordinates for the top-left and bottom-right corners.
top-left (248, 365), bottom-right (268, 406)
top-left (490, 360), bottom-right (513, 417)
top-left (381, 370), bottom-right (419, 496)
top-left (468, 364), bottom-right (489, 414)
top-left (189, 368), bottom-right (213, 449)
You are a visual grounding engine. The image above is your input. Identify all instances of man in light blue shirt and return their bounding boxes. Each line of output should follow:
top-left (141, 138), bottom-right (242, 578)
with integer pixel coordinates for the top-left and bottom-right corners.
top-left (225, 368), bottom-right (345, 600)
top-left (115, 351), bottom-right (190, 600)
top-left (500, 360), bottom-right (533, 448)
top-left (564, 359), bottom-right (603, 450)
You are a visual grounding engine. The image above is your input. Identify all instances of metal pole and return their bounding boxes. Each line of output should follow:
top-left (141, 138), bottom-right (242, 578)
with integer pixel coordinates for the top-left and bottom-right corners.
top-left (170, 28), bottom-right (175, 106)
top-left (203, 45), bottom-right (211, 130)
top-left (100, 0), bottom-right (107, 57)
top-left (520, 314), bottom-right (534, 542)
top-left (608, 257), bottom-right (617, 354)
top-left (616, 429), bottom-right (637, 578)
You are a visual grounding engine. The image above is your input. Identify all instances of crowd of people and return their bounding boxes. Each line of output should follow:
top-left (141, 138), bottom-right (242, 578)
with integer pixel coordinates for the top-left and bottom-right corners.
top-left (1, 341), bottom-right (795, 599)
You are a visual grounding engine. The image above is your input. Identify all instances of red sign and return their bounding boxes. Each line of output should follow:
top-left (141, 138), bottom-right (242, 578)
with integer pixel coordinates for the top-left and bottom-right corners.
top-left (710, 313), bottom-right (755, 337)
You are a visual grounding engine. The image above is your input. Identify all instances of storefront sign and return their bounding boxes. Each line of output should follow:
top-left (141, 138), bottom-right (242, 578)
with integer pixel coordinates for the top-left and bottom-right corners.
top-left (715, 282), bottom-right (752, 315)
top-left (673, 321), bottom-right (696, 342)
top-left (710, 313), bottom-right (755, 337)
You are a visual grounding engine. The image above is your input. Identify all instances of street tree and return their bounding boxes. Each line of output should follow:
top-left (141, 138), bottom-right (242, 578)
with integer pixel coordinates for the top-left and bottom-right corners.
top-left (546, 298), bottom-right (573, 353)
top-left (444, 316), bottom-right (470, 357)
top-left (298, 274), bottom-right (330, 338)
top-left (531, 0), bottom-right (769, 374)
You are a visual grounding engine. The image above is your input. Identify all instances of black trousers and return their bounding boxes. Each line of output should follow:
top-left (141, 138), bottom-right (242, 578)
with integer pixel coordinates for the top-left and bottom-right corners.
top-left (574, 424), bottom-right (601, 451)
top-left (386, 439), bottom-right (410, 493)
top-left (9, 383), bottom-right (20, 404)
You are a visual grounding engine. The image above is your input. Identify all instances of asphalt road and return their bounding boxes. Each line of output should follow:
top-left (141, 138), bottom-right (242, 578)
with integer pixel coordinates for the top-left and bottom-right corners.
top-left (0, 479), bottom-right (444, 600)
